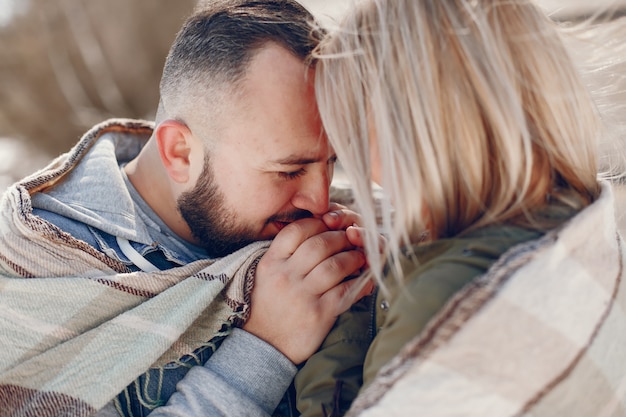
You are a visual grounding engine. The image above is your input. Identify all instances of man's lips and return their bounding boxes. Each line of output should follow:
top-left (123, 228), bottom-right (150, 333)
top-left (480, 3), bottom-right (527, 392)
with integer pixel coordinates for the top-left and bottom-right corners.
top-left (272, 221), bottom-right (291, 231)
top-left (268, 211), bottom-right (313, 233)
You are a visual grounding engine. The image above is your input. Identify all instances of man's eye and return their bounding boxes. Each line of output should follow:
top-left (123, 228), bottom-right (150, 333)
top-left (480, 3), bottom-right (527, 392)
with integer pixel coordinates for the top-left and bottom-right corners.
top-left (278, 169), bottom-right (306, 180)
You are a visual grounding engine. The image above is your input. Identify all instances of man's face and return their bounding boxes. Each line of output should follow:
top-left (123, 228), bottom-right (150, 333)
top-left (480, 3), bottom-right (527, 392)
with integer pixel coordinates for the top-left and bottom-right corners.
top-left (178, 44), bottom-right (335, 256)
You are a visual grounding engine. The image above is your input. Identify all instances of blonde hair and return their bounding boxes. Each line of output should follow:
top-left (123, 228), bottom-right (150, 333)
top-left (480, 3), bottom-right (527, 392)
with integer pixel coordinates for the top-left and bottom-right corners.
top-left (315, 0), bottom-right (615, 284)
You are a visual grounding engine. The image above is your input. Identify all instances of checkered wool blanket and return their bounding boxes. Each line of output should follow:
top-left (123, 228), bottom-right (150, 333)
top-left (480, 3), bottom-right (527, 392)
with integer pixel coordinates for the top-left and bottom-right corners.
top-left (0, 145), bottom-right (269, 416)
top-left (348, 182), bottom-right (626, 416)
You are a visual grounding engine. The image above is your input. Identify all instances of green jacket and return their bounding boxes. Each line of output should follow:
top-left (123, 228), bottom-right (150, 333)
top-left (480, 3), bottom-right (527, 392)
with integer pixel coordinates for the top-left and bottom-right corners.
top-left (294, 180), bottom-right (597, 417)
top-left (295, 224), bottom-right (545, 416)
top-left (296, 183), bottom-right (626, 417)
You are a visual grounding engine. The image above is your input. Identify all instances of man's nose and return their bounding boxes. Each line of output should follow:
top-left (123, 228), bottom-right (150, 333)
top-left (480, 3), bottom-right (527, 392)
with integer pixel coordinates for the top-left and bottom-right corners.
top-left (291, 170), bottom-right (331, 216)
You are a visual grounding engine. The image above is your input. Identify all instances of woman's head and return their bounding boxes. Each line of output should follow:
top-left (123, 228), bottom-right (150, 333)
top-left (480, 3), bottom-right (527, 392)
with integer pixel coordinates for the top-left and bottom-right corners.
top-left (315, 0), bottom-right (601, 276)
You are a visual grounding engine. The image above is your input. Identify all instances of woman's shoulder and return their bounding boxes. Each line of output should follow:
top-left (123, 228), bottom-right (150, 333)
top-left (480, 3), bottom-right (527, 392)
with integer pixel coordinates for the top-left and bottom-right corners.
top-left (401, 224), bottom-right (544, 288)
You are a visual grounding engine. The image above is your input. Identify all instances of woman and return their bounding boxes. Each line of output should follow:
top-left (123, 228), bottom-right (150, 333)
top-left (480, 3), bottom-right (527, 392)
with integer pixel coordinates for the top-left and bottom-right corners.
top-left (295, 0), bottom-right (626, 416)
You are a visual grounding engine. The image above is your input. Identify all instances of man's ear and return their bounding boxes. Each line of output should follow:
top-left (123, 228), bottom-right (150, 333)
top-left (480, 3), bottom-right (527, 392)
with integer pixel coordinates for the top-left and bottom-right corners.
top-left (155, 120), bottom-right (194, 183)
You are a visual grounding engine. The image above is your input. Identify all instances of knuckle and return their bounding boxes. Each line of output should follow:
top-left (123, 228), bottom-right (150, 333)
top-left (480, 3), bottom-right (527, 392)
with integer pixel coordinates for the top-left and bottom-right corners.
top-left (324, 253), bottom-right (350, 276)
top-left (283, 220), bottom-right (308, 235)
top-left (280, 221), bottom-right (306, 238)
top-left (284, 218), bottom-right (324, 237)
top-left (324, 258), bottom-right (342, 277)
top-left (257, 257), bottom-right (290, 283)
top-left (308, 233), bottom-right (334, 253)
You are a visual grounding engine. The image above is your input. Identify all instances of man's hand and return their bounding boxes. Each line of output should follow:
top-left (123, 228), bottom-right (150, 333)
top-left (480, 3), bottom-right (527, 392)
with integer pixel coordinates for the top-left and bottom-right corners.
top-left (243, 217), bottom-right (371, 364)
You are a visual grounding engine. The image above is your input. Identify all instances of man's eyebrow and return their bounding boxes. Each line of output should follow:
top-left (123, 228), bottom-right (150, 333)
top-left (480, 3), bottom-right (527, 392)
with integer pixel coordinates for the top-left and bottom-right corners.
top-left (270, 155), bottom-right (332, 165)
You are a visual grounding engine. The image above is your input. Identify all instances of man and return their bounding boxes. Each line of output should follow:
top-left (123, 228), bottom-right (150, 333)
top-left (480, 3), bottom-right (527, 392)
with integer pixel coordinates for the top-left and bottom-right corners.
top-left (0, 1), bottom-right (368, 416)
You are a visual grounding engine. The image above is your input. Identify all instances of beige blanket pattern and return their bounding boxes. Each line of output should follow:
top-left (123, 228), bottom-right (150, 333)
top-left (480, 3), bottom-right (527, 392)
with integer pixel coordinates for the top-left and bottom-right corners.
top-left (0, 120), bottom-right (269, 416)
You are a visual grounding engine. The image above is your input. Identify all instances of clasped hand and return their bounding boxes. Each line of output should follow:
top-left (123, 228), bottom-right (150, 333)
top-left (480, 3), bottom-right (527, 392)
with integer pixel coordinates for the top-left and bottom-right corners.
top-left (243, 204), bottom-right (373, 364)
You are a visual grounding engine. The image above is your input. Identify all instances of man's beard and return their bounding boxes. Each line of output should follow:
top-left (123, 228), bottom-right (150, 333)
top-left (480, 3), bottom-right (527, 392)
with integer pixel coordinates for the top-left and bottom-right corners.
top-left (178, 154), bottom-right (312, 258)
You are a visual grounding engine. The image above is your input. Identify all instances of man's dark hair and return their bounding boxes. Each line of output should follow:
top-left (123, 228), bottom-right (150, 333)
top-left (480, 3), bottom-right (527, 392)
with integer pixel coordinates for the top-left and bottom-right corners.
top-left (160, 0), bottom-right (323, 100)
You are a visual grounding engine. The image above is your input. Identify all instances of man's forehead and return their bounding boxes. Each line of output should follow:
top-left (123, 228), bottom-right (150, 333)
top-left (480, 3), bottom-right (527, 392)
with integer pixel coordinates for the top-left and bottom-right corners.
top-left (257, 130), bottom-right (331, 166)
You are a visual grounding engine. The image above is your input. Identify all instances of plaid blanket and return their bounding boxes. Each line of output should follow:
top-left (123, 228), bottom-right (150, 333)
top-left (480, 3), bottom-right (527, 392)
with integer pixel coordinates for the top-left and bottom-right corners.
top-left (0, 128), bottom-right (269, 416)
top-left (348, 181), bottom-right (626, 416)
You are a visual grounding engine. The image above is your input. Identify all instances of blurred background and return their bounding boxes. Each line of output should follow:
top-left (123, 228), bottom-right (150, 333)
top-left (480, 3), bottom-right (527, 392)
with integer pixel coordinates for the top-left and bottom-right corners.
top-left (0, 0), bottom-right (625, 192)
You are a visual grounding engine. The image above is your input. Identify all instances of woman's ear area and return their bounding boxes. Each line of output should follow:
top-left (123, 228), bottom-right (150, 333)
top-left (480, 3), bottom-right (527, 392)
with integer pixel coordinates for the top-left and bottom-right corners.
top-left (155, 119), bottom-right (195, 184)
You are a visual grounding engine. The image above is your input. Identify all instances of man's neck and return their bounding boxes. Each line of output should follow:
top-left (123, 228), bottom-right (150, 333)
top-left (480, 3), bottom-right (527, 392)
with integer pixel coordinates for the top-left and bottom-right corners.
top-left (124, 141), bottom-right (198, 245)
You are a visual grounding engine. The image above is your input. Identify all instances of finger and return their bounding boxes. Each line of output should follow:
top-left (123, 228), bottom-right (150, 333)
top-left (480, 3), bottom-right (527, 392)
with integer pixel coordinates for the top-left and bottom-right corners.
top-left (346, 225), bottom-right (364, 248)
top-left (322, 208), bottom-right (363, 231)
top-left (346, 226), bottom-right (387, 252)
top-left (304, 249), bottom-right (366, 295)
top-left (357, 277), bottom-right (377, 299)
top-left (266, 218), bottom-right (330, 259)
top-left (291, 228), bottom-right (356, 263)
top-left (319, 274), bottom-right (375, 316)
top-left (285, 229), bottom-right (360, 278)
